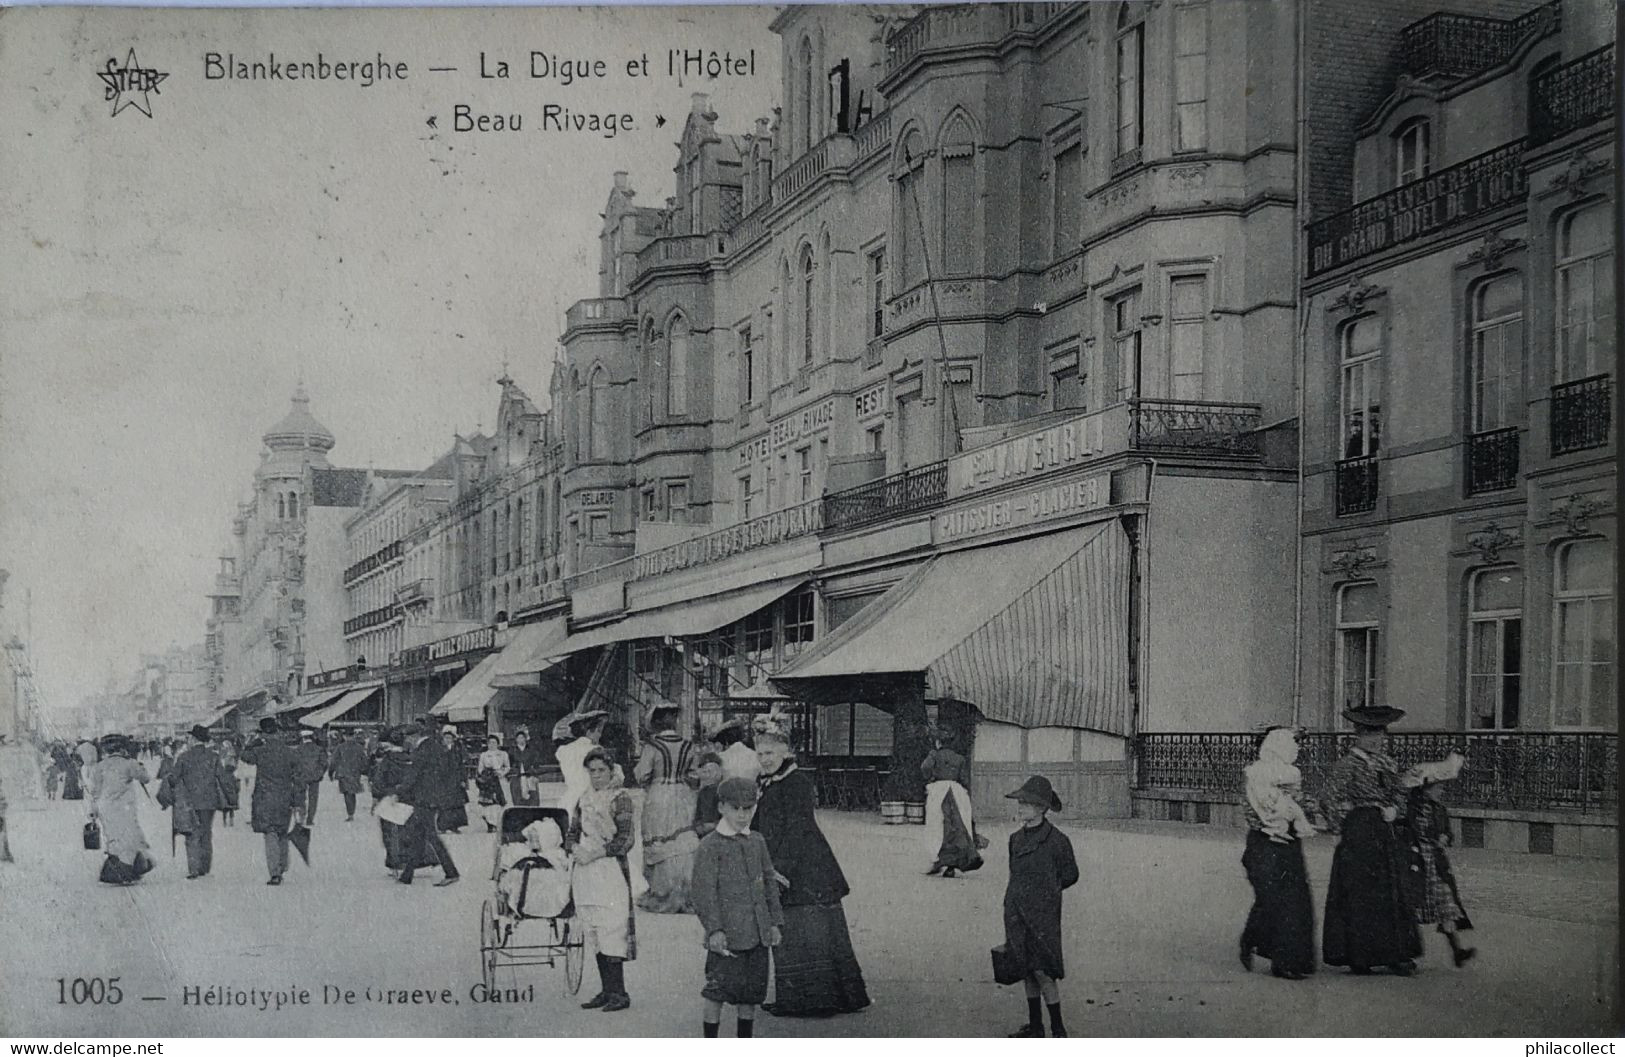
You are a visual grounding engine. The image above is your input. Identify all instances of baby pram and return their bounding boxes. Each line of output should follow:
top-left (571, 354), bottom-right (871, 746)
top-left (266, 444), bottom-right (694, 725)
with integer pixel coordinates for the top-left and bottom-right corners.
top-left (479, 806), bottom-right (583, 994)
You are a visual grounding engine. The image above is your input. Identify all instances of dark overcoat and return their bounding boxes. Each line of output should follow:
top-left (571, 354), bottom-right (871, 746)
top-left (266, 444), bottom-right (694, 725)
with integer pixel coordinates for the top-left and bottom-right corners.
top-left (328, 741), bottom-right (368, 795)
top-left (295, 741), bottom-right (329, 785)
top-left (172, 745), bottom-right (228, 811)
top-left (1004, 819), bottom-right (1079, 980)
top-left (398, 738), bottom-right (465, 811)
top-left (754, 764), bottom-right (850, 907)
top-left (241, 736), bottom-right (303, 834)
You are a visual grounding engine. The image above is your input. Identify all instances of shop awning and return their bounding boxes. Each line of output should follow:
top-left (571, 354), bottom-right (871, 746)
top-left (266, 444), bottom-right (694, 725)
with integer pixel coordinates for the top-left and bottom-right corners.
top-left (199, 702), bottom-right (239, 727)
top-left (772, 521), bottom-right (1132, 734)
top-left (430, 652), bottom-right (504, 722)
top-left (559, 577), bottom-right (806, 656)
top-left (489, 618), bottom-right (571, 689)
top-left (264, 686), bottom-right (350, 718)
top-left (300, 682), bottom-right (384, 728)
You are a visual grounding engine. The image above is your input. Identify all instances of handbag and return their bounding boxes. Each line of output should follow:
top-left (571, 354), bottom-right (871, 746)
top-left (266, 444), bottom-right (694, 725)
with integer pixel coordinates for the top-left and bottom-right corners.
top-left (83, 819), bottom-right (101, 851)
top-left (991, 944), bottom-right (1023, 986)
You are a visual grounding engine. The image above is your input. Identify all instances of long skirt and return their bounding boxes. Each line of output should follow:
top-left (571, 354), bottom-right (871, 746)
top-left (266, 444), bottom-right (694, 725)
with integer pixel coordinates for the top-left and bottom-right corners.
top-left (769, 903), bottom-right (871, 1016)
top-left (575, 854), bottom-right (637, 960)
top-left (62, 766), bottom-right (84, 801)
top-left (381, 819), bottom-right (438, 871)
top-left (1240, 830), bottom-right (1316, 975)
top-left (925, 780), bottom-right (982, 873)
top-left (1323, 807), bottom-right (1422, 969)
top-left (639, 781), bottom-right (699, 913)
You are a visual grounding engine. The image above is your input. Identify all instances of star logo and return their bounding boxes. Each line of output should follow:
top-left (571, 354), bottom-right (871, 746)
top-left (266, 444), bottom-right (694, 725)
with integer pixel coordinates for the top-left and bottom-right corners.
top-left (98, 49), bottom-right (168, 118)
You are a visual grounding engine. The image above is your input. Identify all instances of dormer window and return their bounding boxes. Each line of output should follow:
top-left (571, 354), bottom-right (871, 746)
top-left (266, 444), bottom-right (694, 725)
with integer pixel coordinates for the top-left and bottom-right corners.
top-left (1395, 118), bottom-right (1430, 186)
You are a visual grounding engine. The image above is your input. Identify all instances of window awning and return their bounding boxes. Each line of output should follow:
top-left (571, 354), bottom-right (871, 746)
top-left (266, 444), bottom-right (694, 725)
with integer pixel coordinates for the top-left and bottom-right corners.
top-left (300, 683), bottom-right (384, 728)
top-left (430, 652), bottom-right (504, 722)
top-left (772, 521), bottom-right (1132, 734)
top-left (489, 618), bottom-right (572, 689)
top-left (558, 577), bottom-right (806, 656)
top-left (264, 685), bottom-right (351, 718)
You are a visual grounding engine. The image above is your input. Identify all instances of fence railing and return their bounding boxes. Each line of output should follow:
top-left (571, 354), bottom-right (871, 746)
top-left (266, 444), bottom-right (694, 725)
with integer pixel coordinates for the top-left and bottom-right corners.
top-left (343, 539), bottom-right (403, 587)
top-left (1531, 45), bottom-right (1614, 147)
top-left (1335, 455), bottom-right (1380, 516)
top-left (822, 461), bottom-right (949, 533)
top-left (634, 233), bottom-right (711, 273)
top-left (1467, 426), bottom-right (1521, 493)
top-left (1128, 399), bottom-right (1262, 457)
top-left (771, 133), bottom-right (856, 203)
top-left (1550, 373), bottom-right (1612, 455)
top-left (1400, 2), bottom-right (1560, 78)
top-left (885, 3), bottom-right (1076, 77)
top-left (1135, 731), bottom-right (1618, 814)
top-left (343, 604), bottom-right (401, 637)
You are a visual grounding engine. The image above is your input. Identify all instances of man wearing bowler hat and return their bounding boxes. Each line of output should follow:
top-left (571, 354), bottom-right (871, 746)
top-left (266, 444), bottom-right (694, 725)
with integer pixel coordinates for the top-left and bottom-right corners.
top-left (171, 724), bottom-right (229, 879)
top-left (1000, 775), bottom-right (1078, 1038)
top-left (242, 718), bottom-right (304, 886)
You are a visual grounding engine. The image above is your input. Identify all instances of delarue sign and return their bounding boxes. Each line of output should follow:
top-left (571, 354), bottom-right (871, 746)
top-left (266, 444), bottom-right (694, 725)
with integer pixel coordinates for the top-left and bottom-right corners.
top-left (1307, 140), bottom-right (1525, 278)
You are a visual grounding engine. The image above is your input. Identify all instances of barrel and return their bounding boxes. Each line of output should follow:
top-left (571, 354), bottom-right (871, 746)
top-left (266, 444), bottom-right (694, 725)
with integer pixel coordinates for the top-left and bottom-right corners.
top-left (880, 800), bottom-right (906, 825)
top-left (904, 801), bottom-right (926, 825)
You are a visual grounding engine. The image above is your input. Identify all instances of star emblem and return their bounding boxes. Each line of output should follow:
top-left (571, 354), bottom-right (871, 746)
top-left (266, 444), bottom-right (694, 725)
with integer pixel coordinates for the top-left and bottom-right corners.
top-left (98, 49), bottom-right (168, 118)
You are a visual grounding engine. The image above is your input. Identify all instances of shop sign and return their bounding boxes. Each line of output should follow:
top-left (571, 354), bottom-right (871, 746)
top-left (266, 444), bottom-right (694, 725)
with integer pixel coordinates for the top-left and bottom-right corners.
top-left (632, 500), bottom-right (823, 579)
top-left (737, 435), bottom-right (771, 467)
top-left (946, 409), bottom-right (1109, 499)
top-left (854, 382), bottom-right (886, 422)
top-left (770, 398), bottom-right (836, 450)
top-left (935, 475), bottom-right (1110, 544)
top-left (578, 490), bottom-right (616, 507)
top-left (391, 624), bottom-right (496, 668)
top-left (305, 664), bottom-right (364, 691)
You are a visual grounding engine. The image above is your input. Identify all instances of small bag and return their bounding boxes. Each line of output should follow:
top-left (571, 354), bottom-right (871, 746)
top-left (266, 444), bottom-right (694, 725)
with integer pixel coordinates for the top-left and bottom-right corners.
top-left (991, 944), bottom-right (1024, 986)
top-left (83, 819), bottom-right (101, 851)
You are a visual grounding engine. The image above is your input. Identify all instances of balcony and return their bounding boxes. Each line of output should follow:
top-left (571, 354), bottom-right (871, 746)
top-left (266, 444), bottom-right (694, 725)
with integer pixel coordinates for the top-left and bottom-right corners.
top-left (1128, 400), bottom-right (1262, 457)
top-left (1467, 426), bottom-right (1521, 494)
top-left (395, 577), bottom-right (434, 606)
top-left (884, 3), bottom-right (1079, 79)
top-left (1531, 45), bottom-right (1615, 147)
top-left (343, 538), bottom-right (403, 587)
top-left (632, 499), bottom-right (824, 580)
top-left (1400, 2), bottom-right (1559, 79)
top-left (1550, 373), bottom-right (1612, 455)
top-left (343, 603), bottom-right (401, 637)
top-left (823, 463), bottom-right (949, 533)
top-left (771, 133), bottom-right (857, 204)
top-left (1335, 455), bottom-right (1380, 516)
top-left (1134, 730), bottom-right (1617, 815)
top-left (634, 233), bottom-right (715, 275)
top-left (565, 298), bottom-right (628, 331)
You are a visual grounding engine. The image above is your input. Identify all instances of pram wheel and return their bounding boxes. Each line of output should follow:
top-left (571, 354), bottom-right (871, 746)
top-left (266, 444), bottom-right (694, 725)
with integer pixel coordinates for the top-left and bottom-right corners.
top-left (480, 898), bottom-right (499, 989)
top-left (560, 918), bottom-right (584, 996)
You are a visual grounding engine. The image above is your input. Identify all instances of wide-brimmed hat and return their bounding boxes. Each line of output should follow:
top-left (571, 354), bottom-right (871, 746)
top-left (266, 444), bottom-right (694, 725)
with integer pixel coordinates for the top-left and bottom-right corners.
top-left (190, 724), bottom-right (212, 742)
top-left (645, 700), bottom-right (681, 722)
top-left (570, 709), bottom-right (610, 732)
top-left (1342, 705), bottom-right (1406, 730)
top-left (1403, 750), bottom-right (1465, 789)
top-left (258, 717), bottom-right (280, 734)
top-left (1005, 774), bottom-right (1062, 813)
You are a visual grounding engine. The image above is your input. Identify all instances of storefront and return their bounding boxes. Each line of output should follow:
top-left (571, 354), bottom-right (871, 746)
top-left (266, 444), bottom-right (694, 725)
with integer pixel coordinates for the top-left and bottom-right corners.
top-left (386, 624), bottom-right (502, 727)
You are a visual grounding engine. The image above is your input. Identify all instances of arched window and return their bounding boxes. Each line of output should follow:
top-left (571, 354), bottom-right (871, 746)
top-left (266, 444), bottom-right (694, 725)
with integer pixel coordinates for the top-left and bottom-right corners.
top-left (668, 317), bottom-right (690, 417)
top-left (287, 492), bottom-right (298, 519)
top-left (1468, 567), bottom-right (1523, 729)
top-left (1469, 273), bottom-right (1524, 435)
top-left (1556, 202), bottom-right (1615, 382)
top-left (1553, 539), bottom-right (1614, 729)
top-left (276, 494), bottom-right (286, 519)
top-left (896, 130), bottom-right (926, 289)
top-left (801, 247), bottom-right (816, 365)
top-left (799, 37), bottom-right (815, 154)
top-left (1394, 117), bottom-right (1430, 185)
top-left (1116, 5), bottom-right (1145, 157)
top-left (1339, 316), bottom-right (1382, 459)
top-left (941, 122), bottom-right (976, 275)
top-left (589, 367), bottom-right (612, 458)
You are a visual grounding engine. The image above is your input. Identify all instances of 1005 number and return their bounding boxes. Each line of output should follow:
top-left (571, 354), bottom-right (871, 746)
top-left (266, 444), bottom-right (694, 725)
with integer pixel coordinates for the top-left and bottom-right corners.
top-left (56, 977), bottom-right (123, 1004)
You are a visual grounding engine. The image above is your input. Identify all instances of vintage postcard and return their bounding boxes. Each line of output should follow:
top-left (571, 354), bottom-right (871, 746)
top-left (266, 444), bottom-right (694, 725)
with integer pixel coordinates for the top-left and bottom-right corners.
top-left (0, 0), bottom-right (1617, 1040)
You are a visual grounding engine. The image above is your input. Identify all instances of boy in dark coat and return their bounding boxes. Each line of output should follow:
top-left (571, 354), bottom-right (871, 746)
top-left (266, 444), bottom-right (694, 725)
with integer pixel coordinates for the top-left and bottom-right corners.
top-left (171, 725), bottom-right (228, 878)
top-left (691, 778), bottom-right (783, 1037)
top-left (1003, 775), bottom-right (1079, 1038)
top-left (241, 719), bottom-right (303, 886)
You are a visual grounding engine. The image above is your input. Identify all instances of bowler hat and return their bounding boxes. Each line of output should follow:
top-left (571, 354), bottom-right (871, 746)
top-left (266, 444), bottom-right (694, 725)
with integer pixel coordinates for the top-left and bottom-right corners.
top-left (1006, 774), bottom-right (1063, 813)
top-left (258, 717), bottom-right (280, 735)
top-left (1342, 705), bottom-right (1406, 730)
top-left (190, 724), bottom-right (212, 742)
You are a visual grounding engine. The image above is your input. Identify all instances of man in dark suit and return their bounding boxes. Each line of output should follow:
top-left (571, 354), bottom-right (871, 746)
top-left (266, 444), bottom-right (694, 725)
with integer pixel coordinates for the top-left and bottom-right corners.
top-left (172, 725), bottom-right (228, 879)
top-left (327, 729), bottom-right (368, 822)
top-left (295, 730), bottom-right (329, 827)
top-left (395, 721), bottom-right (461, 887)
top-left (241, 718), bottom-right (303, 886)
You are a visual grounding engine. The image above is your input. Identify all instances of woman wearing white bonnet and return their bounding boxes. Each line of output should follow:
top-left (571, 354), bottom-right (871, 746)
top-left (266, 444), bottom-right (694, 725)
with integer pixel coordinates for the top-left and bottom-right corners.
top-left (1238, 726), bottom-right (1317, 980)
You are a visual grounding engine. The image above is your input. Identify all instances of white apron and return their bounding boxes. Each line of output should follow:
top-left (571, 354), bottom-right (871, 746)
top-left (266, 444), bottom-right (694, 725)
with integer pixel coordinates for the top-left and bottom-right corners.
top-left (924, 779), bottom-right (974, 866)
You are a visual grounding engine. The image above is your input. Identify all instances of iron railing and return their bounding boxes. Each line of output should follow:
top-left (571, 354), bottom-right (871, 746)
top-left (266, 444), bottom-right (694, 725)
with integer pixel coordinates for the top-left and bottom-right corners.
top-left (1551, 374), bottom-right (1612, 455)
top-left (1135, 731), bottom-right (1618, 814)
top-left (1128, 399), bottom-right (1263, 457)
top-left (1531, 45), bottom-right (1615, 147)
top-left (630, 499), bottom-right (823, 580)
top-left (1335, 455), bottom-right (1380, 516)
top-left (1400, 2), bottom-right (1560, 78)
top-left (343, 603), bottom-right (400, 637)
top-left (343, 539), bottom-right (403, 586)
top-left (1466, 426), bottom-right (1520, 494)
top-left (822, 461), bottom-right (949, 532)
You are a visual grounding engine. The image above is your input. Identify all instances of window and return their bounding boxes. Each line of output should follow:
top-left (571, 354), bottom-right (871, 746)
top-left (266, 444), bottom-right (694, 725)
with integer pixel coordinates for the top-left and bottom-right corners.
top-left (740, 327), bottom-right (755, 406)
top-left (1334, 582), bottom-right (1381, 720)
top-left (869, 248), bottom-right (887, 338)
top-left (801, 248), bottom-right (816, 365)
top-left (778, 452), bottom-right (789, 508)
top-left (490, 511), bottom-right (499, 575)
top-left (277, 494), bottom-right (286, 519)
top-left (586, 513), bottom-right (610, 542)
top-left (799, 38), bottom-right (815, 153)
top-left (687, 156), bottom-right (702, 235)
top-left (1112, 289), bottom-right (1143, 401)
top-left (783, 590), bottom-right (815, 659)
top-left (897, 392), bottom-right (932, 469)
top-left (1340, 316), bottom-right (1382, 458)
top-left (1468, 567), bottom-right (1522, 730)
top-left (502, 502), bottom-right (512, 573)
top-left (1116, 7), bottom-right (1144, 157)
top-left (941, 141), bottom-right (975, 275)
top-left (1470, 274), bottom-right (1525, 432)
top-left (667, 482), bottom-right (689, 524)
top-left (738, 475), bottom-right (753, 521)
top-left (1557, 203), bottom-right (1615, 382)
top-left (1053, 143), bottom-right (1082, 256)
top-left (948, 370), bottom-right (975, 445)
top-left (797, 447), bottom-right (813, 502)
top-left (1165, 275), bottom-right (1207, 400)
top-left (897, 132), bottom-right (925, 289)
top-left (288, 492), bottom-right (299, 519)
top-left (1052, 363), bottom-right (1085, 411)
top-left (1173, 3), bottom-right (1208, 151)
top-left (867, 424), bottom-right (885, 454)
top-left (1395, 118), bottom-right (1430, 186)
top-left (742, 605), bottom-right (775, 673)
top-left (1554, 539), bottom-right (1615, 729)
top-left (641, 487), bottom-right (656, 522)
top-left (587, 367), bottom-right (610, 460)
top-left (668, 317), bottom-right (690, 417)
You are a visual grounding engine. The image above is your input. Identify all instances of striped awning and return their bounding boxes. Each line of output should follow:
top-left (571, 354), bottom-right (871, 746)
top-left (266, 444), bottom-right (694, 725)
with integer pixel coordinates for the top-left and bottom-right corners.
top-left (300, 683), bottom-right (384, 728)
top-left (772, 520), bottom-right (1131, 734)
top-left (430, 652), bottom-right (504, 722)
top-left (489, 618), bottom-right (571, 689)
top-left (263, 686), bottom-right (350, 718)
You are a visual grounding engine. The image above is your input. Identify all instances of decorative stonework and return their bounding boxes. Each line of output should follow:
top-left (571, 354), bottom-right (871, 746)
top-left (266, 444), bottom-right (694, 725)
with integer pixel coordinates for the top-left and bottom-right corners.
top-left (1330, 276), bottom-right (1387, 314)
top-left (1466, 521), bottom-right (1521, 564)
top-left (1327, 546), bottom-right (1379, 577)
top-left (1166, 162), bottom-right (1209, 188)
top-left (1552, 149), bottom-right (1608, 199)
top-left (1465, 230), bottom-right (1525, 271)
top-left (1552, 491), bottom-right (1608, 536)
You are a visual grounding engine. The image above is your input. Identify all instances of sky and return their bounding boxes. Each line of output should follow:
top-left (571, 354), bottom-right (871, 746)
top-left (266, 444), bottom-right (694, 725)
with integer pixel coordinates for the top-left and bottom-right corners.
top-left (0, 4), bottom-right (782, 711)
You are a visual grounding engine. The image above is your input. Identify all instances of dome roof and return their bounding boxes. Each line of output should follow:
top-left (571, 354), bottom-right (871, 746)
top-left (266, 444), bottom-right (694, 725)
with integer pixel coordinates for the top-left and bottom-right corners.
top-left (263, 384), bottom-right (336, 453)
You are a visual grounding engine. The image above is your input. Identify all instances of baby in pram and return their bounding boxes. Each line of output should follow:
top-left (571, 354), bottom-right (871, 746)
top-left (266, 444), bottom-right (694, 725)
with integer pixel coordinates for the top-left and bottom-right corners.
top-left (497, 817), bottom-right (572, 919)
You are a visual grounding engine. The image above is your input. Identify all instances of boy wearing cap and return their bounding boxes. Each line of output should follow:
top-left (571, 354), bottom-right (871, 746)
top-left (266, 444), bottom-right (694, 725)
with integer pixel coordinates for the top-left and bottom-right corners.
top-left (1002, 775), bottom-right (1078, 1038)
top-left (690, 777), bottom-right (783, 1038)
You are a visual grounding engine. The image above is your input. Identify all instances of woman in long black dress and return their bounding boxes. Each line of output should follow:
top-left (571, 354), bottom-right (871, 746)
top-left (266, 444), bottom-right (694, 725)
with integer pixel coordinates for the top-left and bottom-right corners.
top-left (753, 727), bottom-right (870, 1017)
top-left (1322, 705), bottom-right (1422, 976)
top-left (1239, 727), bottom-right (1317, 979)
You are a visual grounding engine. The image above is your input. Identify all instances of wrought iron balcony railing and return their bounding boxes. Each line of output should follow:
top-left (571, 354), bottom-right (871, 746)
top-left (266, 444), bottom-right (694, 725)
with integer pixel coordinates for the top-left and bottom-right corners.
top-left (1551, 373), bottom-right (1612, 455)
top-left (1128, 399), bottom-right (1262, 457)
top-left (343, 538), bottom-right (403, 587)
top-left (343, 603), bottom-right (401, 637)
top-left (1134, 731), bottom-right (1618, 815)
top-left (823, 462), bottom-right (949, 533)
top-left (1401, 2), bottom-right (1560, 79)
top-left (1531, 45), bottom-right (1615, 147)
top-left (1335, 455), bottom-right (1380, 516)
top-left (1466, 426), bottom-right (1521, 494)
